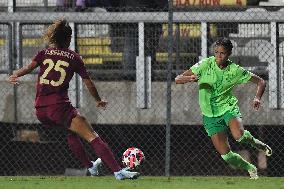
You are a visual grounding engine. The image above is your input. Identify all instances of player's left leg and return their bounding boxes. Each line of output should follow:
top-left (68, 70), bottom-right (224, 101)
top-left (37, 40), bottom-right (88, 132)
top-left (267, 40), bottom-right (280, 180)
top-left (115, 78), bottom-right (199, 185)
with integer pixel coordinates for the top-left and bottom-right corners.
top-left (69, 115), bottom-right (121, 172)
top-left (229, 118), bottom-right (272, 156)
top-left (69, 115), bottom-right (139, 179)
top-left (69, 115), bottom-right (139, 180)
top-left (221, 151), bottom-right (258, 179)
top-left (204, 113), bottom-right (257, 179)
top-left (67, 132), bottom-right (102, 176)
top-left (67, 131), bottom-right (92, 168)
top-left (88, 158), bottom-right (102, 176)
top-left (211, 132), bottom-right (257, 179)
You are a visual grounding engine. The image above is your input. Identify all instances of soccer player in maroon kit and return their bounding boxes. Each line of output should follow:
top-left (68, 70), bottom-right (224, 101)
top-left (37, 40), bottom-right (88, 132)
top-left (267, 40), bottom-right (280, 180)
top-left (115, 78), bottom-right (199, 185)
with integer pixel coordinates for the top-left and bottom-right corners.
top-left (8, 18), bottom-right (139, 180)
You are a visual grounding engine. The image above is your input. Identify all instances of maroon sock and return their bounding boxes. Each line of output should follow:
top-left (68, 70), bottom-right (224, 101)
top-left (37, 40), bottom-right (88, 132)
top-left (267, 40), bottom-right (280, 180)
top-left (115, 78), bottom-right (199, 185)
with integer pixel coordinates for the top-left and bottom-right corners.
top-left (67, 133), bottom-right (92, 168)
top-left (90, 137), bottom-right (121, 172)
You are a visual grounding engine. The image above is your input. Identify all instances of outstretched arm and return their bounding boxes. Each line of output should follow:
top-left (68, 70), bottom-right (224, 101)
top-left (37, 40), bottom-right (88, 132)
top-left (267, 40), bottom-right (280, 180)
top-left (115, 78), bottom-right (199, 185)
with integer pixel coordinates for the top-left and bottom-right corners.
top-left (175, 69), bottom-right (198, 84)
top-left (9, 60), bottom-right (38, 84)
top-left (249, 74), bottom-right (266, 111)
top-left (83, 79), bottom-right (107, 108)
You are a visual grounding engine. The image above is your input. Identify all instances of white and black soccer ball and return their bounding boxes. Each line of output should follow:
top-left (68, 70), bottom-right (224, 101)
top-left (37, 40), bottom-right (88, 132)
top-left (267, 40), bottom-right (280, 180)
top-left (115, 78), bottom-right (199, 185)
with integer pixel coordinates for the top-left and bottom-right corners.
top-left (122, 147), bottom-right (145, 170)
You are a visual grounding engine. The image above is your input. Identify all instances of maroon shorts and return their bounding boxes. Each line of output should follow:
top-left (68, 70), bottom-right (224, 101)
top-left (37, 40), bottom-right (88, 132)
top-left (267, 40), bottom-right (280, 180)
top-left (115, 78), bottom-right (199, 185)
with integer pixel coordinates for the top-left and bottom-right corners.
top-left (35, 103), bottom-right (78, 129)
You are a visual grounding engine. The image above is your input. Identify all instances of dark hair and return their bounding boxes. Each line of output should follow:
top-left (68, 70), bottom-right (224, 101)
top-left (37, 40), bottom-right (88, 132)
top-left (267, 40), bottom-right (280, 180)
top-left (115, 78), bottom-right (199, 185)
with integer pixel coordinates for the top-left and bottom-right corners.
top-left (215, 38), bottom-right (233, 55)
top-left (43, 18), bottom-right (72, 48)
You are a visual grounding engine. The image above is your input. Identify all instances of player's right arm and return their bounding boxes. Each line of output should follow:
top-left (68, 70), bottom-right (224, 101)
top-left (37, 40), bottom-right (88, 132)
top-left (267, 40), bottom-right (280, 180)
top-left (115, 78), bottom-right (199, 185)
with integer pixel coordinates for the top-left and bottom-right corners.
top-left (8, 60), bottom-right (38, 85)
top-left (175, 58), bottom-right (211, 84)
top-left (175, 69), bottom-right (198, 84)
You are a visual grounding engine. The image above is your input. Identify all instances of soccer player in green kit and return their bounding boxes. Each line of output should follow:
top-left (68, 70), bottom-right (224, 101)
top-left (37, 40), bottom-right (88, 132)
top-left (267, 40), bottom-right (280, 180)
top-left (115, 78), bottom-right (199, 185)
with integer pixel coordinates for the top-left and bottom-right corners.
top-left (175, 38), bottom-right (272, 179)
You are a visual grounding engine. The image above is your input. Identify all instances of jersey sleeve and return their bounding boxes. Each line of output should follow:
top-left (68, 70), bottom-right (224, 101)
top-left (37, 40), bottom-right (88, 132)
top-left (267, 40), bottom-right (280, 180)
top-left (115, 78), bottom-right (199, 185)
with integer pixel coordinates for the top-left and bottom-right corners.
top-left (32, 50), bottom-right (45, 66)
top-left (190, 58), bottom-right (210, 77)
top-left (236, 66), bottom-right (252, 84)
top-left (74, 55), bottom-right (90, 79)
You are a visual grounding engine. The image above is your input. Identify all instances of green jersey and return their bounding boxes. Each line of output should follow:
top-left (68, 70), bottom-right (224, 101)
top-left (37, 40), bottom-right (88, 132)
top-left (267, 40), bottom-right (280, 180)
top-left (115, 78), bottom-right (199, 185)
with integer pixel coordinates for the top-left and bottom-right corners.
top-left (191, 56), bottom-right (252, 117)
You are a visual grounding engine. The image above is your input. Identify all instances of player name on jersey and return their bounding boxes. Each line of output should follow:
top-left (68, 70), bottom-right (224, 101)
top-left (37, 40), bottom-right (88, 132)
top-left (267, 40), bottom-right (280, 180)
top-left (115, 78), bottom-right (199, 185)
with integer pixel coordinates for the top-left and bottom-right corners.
top-left (44, 49), bottom-right (75, 60)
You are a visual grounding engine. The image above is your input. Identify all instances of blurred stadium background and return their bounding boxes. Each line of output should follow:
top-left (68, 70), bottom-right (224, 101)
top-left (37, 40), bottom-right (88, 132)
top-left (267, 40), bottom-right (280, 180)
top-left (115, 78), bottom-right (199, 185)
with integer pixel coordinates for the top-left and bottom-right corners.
top-left (0, 0), bottom-right (284, 178)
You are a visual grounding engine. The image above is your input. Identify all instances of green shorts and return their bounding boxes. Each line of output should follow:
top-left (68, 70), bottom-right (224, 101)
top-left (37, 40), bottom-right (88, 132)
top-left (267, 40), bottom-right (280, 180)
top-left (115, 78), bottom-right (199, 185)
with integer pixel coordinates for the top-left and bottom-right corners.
top-left (202, 107), bottom-right (242, 137)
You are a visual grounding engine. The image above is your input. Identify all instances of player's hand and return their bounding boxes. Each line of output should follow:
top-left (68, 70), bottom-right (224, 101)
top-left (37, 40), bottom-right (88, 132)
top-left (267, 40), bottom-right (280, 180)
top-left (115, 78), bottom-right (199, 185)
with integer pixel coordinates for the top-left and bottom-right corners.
top-left (96, 100), bottom-right (108, 109)
top-left (8, 74), bottom-right (19, 85)
top-left (187, 75), bottom-right (198, 82)
top-left (252, 97), bottom-right (261, 111)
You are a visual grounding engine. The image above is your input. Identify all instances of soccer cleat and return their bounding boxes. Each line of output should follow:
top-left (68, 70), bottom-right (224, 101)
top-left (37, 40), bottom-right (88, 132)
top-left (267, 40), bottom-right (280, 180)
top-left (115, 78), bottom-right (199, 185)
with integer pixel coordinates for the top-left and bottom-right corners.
top-left (248, 166), bottom-right (259, 180)
top-left (88, 158), bottom-right (102, 176)
top-left (114, 168), bottom-right (140, 180)
top-left (253, 139), bottom-right (273, 157)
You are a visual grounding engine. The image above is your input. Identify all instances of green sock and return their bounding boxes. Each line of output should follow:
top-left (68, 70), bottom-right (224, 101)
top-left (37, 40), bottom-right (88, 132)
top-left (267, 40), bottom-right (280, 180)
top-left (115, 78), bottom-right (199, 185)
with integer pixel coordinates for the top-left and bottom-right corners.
top-left (237, 130), bottom-right (265, 150)
top-left (237, 130), bottom-right (254, 143)
top-left (221, 151), bottom-right (255, 171)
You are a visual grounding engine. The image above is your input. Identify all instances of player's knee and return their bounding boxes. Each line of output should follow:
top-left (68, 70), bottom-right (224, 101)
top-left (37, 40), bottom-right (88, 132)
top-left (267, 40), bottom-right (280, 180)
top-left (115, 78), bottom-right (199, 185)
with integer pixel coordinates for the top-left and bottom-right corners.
top-left (74, 115), bottom-right (87, 123)
top-left (232, 131), bottom-right (243, 141)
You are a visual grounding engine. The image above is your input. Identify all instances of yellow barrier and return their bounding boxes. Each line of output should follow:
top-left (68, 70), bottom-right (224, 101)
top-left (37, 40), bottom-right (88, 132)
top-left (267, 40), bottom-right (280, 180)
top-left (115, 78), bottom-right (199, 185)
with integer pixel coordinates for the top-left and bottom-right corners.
top-left (78, 46), bottom-right (112, 55)
top-left (156, 52), bottom-right (197, 62)
top-left (21, 37), bottom-right (112, 46)
top-left (82, 53), bottom-right (123, 64)
top-left (23, 38), bottom-right (43, 46)
top-left (82, 58), bottom-right (103, 64)
top-left (77, 37), bottom-right (111, 46)
top-left (174, 0), bottom-right (246, 7)
top-left (162, 23), bottom-right (217, 38)
top-left (0, 39), bottom-right (6, 46)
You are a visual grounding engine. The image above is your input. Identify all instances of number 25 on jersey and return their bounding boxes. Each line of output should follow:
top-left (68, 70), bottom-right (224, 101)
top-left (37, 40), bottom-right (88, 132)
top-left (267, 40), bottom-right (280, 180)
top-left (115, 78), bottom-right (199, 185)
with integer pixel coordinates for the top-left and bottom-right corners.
top-left (39, 59), bottom-right (69, 87)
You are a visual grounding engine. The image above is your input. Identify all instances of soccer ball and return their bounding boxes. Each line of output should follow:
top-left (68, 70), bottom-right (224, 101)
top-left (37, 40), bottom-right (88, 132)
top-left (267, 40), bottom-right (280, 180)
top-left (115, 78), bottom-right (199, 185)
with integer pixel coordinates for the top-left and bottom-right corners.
top-left (122, 147), bottom-right (145, 170)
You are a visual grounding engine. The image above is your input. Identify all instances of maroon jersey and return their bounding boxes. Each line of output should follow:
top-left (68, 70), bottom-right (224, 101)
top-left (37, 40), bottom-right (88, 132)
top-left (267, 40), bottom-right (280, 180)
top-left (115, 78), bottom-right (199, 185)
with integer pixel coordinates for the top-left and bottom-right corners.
top-left (33, 47), bottom-right (89, 107)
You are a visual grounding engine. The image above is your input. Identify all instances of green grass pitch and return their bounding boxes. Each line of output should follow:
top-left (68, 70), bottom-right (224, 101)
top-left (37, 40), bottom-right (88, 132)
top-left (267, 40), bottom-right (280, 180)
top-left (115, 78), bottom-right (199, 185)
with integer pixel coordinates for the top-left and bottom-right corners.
top-left (0, 176), bottom-right (283, 189)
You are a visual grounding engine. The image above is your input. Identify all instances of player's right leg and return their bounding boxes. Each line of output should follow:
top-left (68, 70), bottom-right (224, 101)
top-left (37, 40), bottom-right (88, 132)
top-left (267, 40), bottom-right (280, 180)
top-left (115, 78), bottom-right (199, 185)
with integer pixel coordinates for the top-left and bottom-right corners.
top-left (237, 130), bottom-right (272, 157)
top-left (211, 132), bottom-right (258, 179)
top-left (36, 104), bottom-right (103, 176)
top-left (69, 115), bottom-right (139, 180)
top-left (203, 114), bottom-right (257, 178)
top-left (229, 118), bottom-right (272, 156)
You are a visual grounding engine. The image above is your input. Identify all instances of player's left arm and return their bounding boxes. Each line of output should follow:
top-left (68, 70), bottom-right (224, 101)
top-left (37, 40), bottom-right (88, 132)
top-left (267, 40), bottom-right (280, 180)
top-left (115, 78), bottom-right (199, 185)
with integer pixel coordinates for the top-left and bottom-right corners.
top-left (249, 74), bottom-right (266, 111)
top-left (8, 60), bottom-right (38, 85)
